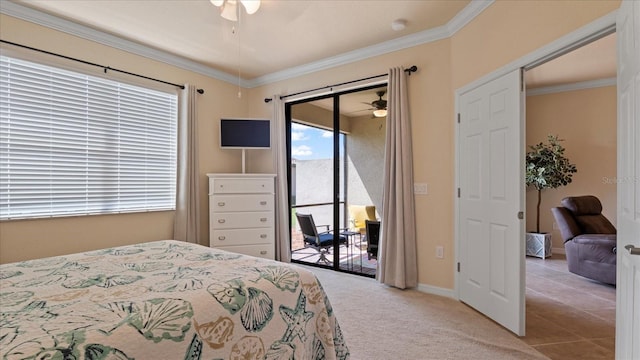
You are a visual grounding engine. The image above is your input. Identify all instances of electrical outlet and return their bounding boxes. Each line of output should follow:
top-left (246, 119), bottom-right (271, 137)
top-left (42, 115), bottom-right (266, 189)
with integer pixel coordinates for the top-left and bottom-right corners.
top-left (552, 222), bottom-right (559, 230)
top-left (414, 183), bottom-right (428, 195)
top-left (436, 246), bottom-right (444, 259)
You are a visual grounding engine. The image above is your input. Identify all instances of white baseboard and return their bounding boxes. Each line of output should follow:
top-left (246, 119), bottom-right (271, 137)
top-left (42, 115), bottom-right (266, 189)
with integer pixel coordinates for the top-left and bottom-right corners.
top-left (416, 283), bottom-right (455, 299)
top-left (553, 247), bottom-right (566, 255)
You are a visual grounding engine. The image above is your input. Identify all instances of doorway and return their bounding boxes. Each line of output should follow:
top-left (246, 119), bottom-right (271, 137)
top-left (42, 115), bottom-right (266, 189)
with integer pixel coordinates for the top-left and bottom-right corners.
top-left (287, 84), bottom-right (387, 277)
top-left (455, 17), bottom-right (619, 338)
top-left (522, 32), bottom-right (617, 358)
top-left (523, 32), bottom-right (617, 250)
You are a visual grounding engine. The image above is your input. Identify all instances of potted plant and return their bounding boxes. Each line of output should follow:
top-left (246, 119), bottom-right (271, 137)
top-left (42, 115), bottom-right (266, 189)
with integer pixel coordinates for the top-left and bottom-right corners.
top-left (525, 134), bottom-right (577, 258)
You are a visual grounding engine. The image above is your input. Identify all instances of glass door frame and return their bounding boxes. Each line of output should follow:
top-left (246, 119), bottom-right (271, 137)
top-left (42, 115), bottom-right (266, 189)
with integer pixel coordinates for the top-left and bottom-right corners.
top-left (285, 83), bottom-right (385, 277)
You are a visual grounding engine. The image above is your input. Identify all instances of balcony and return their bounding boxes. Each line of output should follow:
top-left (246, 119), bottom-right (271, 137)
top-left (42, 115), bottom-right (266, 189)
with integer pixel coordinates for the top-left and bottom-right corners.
top-left (290, 202), bottom-right (377, 277)
top-left (288, 87), bottom-right (385, 277)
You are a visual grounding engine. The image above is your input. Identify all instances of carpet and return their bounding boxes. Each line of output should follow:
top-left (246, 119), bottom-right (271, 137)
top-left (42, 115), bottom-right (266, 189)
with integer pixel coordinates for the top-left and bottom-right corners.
top-left (306, 266), bottom-right (548, 360)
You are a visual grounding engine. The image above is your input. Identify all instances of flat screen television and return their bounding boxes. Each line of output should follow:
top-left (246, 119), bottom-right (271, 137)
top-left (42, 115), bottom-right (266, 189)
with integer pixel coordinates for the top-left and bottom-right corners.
top-left (220, 118), bottom-right (271, 149)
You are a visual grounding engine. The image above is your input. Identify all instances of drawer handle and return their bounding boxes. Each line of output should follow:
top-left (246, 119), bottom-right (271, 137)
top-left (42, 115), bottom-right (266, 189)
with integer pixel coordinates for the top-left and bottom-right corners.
top-left (218, 219), bottom-right (226, 224)
top-left (260, 218), bottom-right (267, 222)
top-left (218, 236), bottom-right (226, 241)
top-left (260, 234), bottom-right (267, 239)
top-left (259, 201), bottom-right (267, 205)
top-left (218, 202), bottom-right (225, 206)
top-left (260, 250), bottom-right (267, 255)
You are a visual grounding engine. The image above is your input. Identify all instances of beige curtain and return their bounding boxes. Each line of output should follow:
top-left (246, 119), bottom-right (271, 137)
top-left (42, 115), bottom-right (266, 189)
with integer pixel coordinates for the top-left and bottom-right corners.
top-left (173, 84), bottom-right (200, 244)
top-left (378, 67), bottom-right (418, 289)
top-left (272, 96), bottom-right (292, 262)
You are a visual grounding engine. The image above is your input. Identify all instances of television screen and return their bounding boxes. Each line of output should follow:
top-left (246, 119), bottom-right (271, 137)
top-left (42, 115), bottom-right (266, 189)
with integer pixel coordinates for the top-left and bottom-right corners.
top-left (220, 118), bottom-right (271, 149)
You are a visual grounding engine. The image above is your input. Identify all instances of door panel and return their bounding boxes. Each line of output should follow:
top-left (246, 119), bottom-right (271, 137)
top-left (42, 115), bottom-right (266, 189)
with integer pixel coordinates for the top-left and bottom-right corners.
top-left (616, 1), bottom-right (640, 358)
top-left (458, 69), bottom-right (525, 336)
top-left (287, 85), bottom-right (386, 277)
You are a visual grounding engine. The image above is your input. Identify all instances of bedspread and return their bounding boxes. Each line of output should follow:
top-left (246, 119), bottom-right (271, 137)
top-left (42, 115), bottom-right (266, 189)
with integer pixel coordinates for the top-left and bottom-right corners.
top-left (0, 240), bottom-right (349, 359)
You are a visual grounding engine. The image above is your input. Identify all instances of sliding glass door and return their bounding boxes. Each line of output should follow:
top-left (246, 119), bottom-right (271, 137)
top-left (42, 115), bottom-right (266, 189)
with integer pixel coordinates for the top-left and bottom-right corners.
top-left (287, 84), bottom-right (386, 277)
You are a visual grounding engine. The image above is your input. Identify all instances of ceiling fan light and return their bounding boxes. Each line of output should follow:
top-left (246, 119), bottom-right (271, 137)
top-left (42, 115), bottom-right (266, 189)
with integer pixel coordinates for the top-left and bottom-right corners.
top-left (240, 0), bottom-right (261, 15)
top-left (220, 1), bottom-right (238, 21)
top-left (373, 109), bottom-right (387, 117)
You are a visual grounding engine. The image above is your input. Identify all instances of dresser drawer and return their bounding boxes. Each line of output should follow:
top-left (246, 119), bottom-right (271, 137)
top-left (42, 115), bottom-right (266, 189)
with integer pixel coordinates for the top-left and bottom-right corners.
top-left (210, 211), bottom-right (273, 229)
top-left (210, 177), bottom-right (274, 194)
top-left (210, 194), bottom-right (273, 212)
top-left (217, 244), bottom-right (274, 259)
top-left (210, 228), bottom-right (273, 247)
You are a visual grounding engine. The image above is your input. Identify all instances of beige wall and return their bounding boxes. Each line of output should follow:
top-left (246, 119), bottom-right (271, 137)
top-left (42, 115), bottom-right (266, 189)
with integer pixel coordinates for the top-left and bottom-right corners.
top-left (0, 14), bottom-right (246, 263)
top-left (439, 0), bottom-right (617, 288)
top-left (249, 0), bottom-right (619, 289)
top-left (451, 0), bottom-right (620, 89)
top-left (0, 212), bottom-right (174, 261)
top-left (248, 38), bottom-right (456, 289)
top-left (525, 86), bottom-right (617, 250)
top-left (0, 1), bottom-right (621, 291)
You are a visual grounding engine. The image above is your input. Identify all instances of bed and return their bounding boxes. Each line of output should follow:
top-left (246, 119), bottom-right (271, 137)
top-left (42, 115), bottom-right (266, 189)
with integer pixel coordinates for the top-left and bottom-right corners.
top-left (0, 240), bottom-right (349, 359)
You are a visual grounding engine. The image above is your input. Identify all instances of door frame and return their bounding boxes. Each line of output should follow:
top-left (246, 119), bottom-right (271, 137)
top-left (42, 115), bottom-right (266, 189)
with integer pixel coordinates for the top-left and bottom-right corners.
top-left (285, 94), bottom-right (346, 272)
top-left (614, 1), bottom-right (640, 357)
top-left (285, 83), bottom-right (387, 276)
top-left (454, 10), bottom-right (618, 327)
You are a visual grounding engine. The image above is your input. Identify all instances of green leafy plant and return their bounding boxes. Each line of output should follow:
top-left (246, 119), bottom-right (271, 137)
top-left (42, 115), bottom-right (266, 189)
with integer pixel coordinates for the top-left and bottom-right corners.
top-left (526, 134), bottom-right (577, 233)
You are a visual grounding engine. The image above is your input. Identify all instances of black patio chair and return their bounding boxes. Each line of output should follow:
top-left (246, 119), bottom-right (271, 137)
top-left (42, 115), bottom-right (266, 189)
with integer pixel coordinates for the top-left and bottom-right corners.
top-left (296, 213), bottom-right (346, 264)
top-left (365, 220), bottom-right (381, 260)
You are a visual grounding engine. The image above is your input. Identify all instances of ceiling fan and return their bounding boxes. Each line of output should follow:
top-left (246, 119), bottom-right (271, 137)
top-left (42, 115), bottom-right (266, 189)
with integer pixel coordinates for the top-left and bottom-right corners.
top-left (364, 90), bottom-right (388, 117)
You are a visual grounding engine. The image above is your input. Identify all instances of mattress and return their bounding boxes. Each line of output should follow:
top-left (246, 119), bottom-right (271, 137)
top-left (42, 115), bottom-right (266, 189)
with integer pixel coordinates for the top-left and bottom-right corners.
top-left (0, 240), bottom-right (349, 359)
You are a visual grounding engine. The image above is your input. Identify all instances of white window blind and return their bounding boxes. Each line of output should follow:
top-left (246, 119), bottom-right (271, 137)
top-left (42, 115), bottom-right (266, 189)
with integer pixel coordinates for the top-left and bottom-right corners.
top-left (0, 55), bottom-right (178, 220)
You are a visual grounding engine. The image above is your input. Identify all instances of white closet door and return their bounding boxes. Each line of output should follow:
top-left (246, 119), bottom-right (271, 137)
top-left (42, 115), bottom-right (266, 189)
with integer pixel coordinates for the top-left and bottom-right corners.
top-left (458, 69), bottom-right (525, 336)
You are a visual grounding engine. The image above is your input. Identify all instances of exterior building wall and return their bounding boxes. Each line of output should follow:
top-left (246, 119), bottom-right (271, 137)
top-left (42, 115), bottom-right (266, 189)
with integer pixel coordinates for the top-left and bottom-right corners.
top-left (346, 114), bottom-right (386, 217)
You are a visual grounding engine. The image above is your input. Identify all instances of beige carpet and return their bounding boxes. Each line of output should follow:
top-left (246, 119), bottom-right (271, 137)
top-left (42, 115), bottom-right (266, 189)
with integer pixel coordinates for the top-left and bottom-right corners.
top-left (306, 266), bottom-right (548, 360)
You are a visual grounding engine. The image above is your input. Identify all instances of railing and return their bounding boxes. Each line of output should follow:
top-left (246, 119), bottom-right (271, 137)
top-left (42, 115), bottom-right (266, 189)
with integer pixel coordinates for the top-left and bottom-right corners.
top-left (291, 201), bottom-right (344, 209)
top-left (290, 201), bottom-right (376, 277)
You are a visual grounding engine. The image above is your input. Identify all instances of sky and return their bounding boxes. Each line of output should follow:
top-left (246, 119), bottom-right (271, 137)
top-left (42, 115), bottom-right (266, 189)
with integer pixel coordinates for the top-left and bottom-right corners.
top-left (291, 122), bottom-right (342, 160)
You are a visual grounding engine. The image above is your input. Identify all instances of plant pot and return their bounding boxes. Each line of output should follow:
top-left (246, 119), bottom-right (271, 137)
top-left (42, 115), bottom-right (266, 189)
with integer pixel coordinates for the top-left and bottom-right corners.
top-left (526, 232), bottom-right (552, 259)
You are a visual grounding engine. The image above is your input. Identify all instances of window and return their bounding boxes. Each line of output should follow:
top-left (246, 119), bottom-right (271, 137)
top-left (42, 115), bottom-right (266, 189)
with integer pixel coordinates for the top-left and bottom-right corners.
top-left (0, 55), bottom-right (178, 220)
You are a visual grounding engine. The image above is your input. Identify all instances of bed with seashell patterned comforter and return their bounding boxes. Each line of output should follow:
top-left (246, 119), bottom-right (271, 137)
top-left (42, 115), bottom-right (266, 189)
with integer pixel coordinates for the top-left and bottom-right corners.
top-left (0, 240), bottom-right (349, 359)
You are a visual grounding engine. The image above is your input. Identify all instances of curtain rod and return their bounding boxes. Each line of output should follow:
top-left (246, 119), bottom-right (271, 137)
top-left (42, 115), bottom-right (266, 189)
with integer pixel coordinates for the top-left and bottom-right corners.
top-left (1, 39), bottom-right (204, 93)
top-left (264, 65), bottom-right (417, 103)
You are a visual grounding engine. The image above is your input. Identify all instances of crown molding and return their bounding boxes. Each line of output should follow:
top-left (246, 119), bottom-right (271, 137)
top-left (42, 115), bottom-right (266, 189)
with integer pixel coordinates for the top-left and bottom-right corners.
top-left (1, 0), bottom-right (493, 88)
top-left (247, 25), bottom-right (450, 87)
top-left (0, 1), bottom-right (249, 86)
top-left (247, 0), bottom-right (495, 87)
top-left (526, 77), bottom-right (617, 96)
top-left (446, 0), bottom-right (494, 35)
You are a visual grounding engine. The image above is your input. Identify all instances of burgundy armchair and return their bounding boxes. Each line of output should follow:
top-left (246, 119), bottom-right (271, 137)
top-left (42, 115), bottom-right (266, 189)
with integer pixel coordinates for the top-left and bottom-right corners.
top-left (551, 195), bottom-right (616, 285)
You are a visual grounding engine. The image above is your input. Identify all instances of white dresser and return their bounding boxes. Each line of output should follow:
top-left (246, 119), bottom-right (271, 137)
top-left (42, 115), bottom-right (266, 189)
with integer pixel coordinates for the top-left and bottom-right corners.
top-left (207, 173), bottom-right (276, 259)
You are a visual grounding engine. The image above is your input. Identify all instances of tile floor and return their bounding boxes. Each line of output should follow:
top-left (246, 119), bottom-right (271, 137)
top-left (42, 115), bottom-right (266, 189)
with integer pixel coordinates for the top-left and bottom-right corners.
top-left (524, 254), bottom-right (616, 359)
